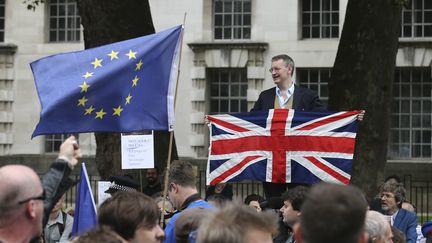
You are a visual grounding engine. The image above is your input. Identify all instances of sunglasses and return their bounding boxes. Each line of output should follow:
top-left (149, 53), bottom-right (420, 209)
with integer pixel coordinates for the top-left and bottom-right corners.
top-left (18, 189), bottom-right (46, 204)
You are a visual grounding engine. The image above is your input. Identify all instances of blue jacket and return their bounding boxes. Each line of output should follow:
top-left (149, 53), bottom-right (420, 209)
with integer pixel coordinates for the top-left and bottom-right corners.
top-left (393, 208), bottom-right (418, 243)
top-left (164, 199), bottom-right (214, 243)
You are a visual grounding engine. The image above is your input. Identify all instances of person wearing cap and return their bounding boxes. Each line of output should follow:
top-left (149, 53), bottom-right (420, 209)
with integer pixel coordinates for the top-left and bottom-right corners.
top-left (164, 161), bottom-right (213, 243)
top-left (105, 175), bottom-right (140, 195)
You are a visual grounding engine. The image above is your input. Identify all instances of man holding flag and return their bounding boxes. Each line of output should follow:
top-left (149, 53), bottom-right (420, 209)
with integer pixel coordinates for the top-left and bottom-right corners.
top-left (0, 136), bottom-right (81, 243)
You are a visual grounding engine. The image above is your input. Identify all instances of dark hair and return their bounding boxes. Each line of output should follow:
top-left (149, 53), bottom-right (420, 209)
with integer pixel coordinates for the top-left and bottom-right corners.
top-left (384, 175), bottom-right (402, 184)
top-left (271, 54), bottom-right (295, 76)
top-left (72, 226), bottom-right (126, 243)
top-left (98, 191), bottom-right (159, 240)
top-left (300, 183), bottom-right (368, 243)
top-left (280, 185), bottom-right (309, 211)
top-left (244, 194), bottom-right (265, 205)
top-left (168, 161), bottom-right (196, 188)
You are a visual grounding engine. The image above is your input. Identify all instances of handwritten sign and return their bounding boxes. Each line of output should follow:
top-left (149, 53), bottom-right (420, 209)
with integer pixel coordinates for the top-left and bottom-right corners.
top-left (121, 133), bottom-right (154, 169)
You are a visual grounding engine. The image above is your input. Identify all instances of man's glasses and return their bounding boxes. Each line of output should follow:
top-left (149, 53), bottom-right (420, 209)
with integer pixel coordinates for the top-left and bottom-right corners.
top-left (269, 67), bottom-right (286, 73)
top-left (18, 189), bottom-right (46, 204)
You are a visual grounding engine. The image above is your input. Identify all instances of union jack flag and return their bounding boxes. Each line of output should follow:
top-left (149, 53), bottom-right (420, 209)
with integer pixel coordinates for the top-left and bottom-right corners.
top-left (207, 109), bottom-right (361, 186)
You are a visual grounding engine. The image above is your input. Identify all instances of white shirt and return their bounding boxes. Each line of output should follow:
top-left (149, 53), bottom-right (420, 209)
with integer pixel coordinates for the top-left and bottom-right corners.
top-left (276, 84), bottom-right (295, 108)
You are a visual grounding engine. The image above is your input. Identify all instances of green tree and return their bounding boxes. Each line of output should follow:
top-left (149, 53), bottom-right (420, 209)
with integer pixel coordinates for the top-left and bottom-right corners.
top-left (76, 0), bottom-right (178, 180)
top-left (328, 0), bottom-right (403, 198)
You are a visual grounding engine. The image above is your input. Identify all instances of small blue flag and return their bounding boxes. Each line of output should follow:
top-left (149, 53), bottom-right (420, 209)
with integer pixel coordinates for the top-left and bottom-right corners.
top-left (71, 163), bottom-right (97, 237)
top-left (31, 25), bottom-right (183, 138)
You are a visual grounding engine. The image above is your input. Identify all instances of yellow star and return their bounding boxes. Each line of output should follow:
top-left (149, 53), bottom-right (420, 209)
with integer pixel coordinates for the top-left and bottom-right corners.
top-left (107, 50), bottom-right (119, 60)
top-left (77, 96), bottom-right (88, 107)
top-left (84, 105), bottom-right (94, 115)
top-left (82, 72), bottom-right (94, 79)
top-left (112, 105), bottom-right (123, 116)
top-left (95, 109), bottom-right (106, 119)
top-left (135, 60), bottom-right (143, 70)
top-left (126, 50), bottom-right (137, 59)
top-left (79, 82), bottom-right (91, 93)
top-left (132, 76), bottom-right (139, 86)
top-left (91, 58), bottom-right (103, 69)
top-left (125, 93), bottom-right (132, 105)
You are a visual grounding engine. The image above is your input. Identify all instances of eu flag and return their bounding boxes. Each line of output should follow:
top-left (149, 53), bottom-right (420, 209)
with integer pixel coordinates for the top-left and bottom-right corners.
top-left (71, 163), bottom-right (97, 237)
top-left (31, 25), bottom-right (183, 138)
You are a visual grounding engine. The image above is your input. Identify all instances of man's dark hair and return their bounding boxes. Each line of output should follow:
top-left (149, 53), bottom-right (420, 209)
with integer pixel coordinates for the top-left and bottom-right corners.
top-left (244, 194), bottom-right (265, 205)
top-left (168, 160), bottom-right (196, 187)
top-left (281, 185), bottom-right (309, 211)
top-left (271, 54), bottom-right (295, 76)
top-left (384, 175), bottom-right (402, 184)
top-left (98, 191), bottom-right (159, 240)
top-left (300, 183), bottom-right (368, 243)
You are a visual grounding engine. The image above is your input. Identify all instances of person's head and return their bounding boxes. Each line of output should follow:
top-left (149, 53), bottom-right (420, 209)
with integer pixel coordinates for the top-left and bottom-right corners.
top-left (0, 165), bottom-right (45, 242)
top-left (71, 226), bottom-right (128, 243)
top-left (296, 183), bottom-right (368, 243)
top-left (270, 54), bottom-right (295, 88)
top-left (98, 191), bottom-right (164, 243)
top-left (197, 203), bottom-right (278, 243)
top-left (175, 207), bottom-right (213, 243)
top-left (167, 161), bottom-right (197, 209)
top-left (401, 201), bottom-right (415, 212)
top-left (380, 182), bottom-right (406, 215)
top-left (391, 226), bottom-right (406, 243)
top-left (384, 175), bottom-right (401, 184)
top-left (207, 194), bottom-right (228, 208)
top-left (51, 195), bottom-right (65, 215)
top-left (105, 175), bottom-right (140, 195)
top-left (154, 196), bottom-right (174, 215)
top-left (364, 211), bottom-right (393, 243)
top-left (280, 186), bottom-right (308, 227)
top-left (244, 194), bottom-right (265, 212)
top-left (146, 168), bottom-right (159, 185)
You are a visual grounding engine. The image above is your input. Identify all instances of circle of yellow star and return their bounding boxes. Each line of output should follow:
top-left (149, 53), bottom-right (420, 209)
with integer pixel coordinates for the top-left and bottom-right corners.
top-left (77, 96), bottom-right (88, 107)
top-left (84, 105), bottom-right (95, 115)
top-left (82, 72), bottom-right (94, 79)
top-left (135, 60), bottom-right (143, 70)
top-left (126, 50), bottom-right (137, 59)
top-left (79, 81), bottom-right (91, 93)
top-left (91, 58), bottom-right (103, 69)
top-left (132, 76), bottom-right (139, 86)
top-left (125, 94), bottom-right (132, 105)
top-left (112, 105), bottom-right (123, 116)
top-left (107, 50), bottom-right (119, 60)
top-left (95, 109), bottom-right (106, 119)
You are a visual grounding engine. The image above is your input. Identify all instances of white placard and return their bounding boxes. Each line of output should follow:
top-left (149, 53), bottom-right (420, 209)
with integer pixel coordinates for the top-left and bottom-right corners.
top-left (97, 181), bottom-right (111, 205)
top-left (121, 133), bottom-right (154, 169)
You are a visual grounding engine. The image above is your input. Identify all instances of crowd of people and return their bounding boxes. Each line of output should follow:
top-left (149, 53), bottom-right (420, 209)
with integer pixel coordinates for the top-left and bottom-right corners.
top-left (1, 54), bottom-right (431, 243)
top-left (1, 136), bottom-right (432, 243)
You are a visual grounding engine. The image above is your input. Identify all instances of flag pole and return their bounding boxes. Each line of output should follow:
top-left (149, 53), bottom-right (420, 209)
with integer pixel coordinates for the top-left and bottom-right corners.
top-left (160, 13), bottom-right (187, 227)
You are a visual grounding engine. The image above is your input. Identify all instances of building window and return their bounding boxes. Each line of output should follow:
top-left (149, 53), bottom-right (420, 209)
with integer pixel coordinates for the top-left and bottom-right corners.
top-left (302, 0), bottom-right (339, 39)
top-left (45, 134), bottom-right (79, 153)
top-left (213, 0), bottom-right (251, 40)
top-left (48, 0), bottom-right (81, 42)
top-left (0, 0), bottom-right (5, 42)
top-left (208, 68), bottom-right (248, 114)
top-left (400, 0), bottom-right (432, 38)
top-left (296, 68), bottom-right (331, 106)
top-left (390, 68), bottom-right (431, 159)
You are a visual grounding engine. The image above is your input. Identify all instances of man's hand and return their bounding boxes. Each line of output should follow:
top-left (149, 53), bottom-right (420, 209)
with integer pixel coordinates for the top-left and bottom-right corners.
top-left (357, 110), bottom-right (365, 121)
top-left (58, 135), bottom-right (82, 169)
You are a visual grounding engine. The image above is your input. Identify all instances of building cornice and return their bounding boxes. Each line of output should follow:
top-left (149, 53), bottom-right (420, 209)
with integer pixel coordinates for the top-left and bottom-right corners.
top-left (187, 42), bottom-right (268, 51)
top-left (0, 43), bottom-right (18, 54)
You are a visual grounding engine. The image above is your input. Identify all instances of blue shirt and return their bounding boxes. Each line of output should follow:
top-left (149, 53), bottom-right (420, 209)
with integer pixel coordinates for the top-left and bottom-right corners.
top-left (276, 84), bottom-right (295, 108)
top-left (164, 199), bottom-right (214, 243)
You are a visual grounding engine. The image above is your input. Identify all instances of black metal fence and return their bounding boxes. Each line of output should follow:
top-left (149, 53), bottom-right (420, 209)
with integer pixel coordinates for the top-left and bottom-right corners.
top-left (61, 172), bottom-right (432, 224)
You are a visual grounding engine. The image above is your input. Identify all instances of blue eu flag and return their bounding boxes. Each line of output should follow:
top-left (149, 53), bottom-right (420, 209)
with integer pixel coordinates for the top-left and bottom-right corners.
top-left (31, 25), bottom-right (183, 138)
top-left (71, 163), bottom-right (97, 237)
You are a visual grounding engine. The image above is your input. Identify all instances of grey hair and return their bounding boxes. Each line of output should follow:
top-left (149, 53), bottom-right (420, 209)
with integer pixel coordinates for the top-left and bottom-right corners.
top-left (380, 182), bottom-right (406, 206)
top-left (365, 211), bottom-right (390, 242)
